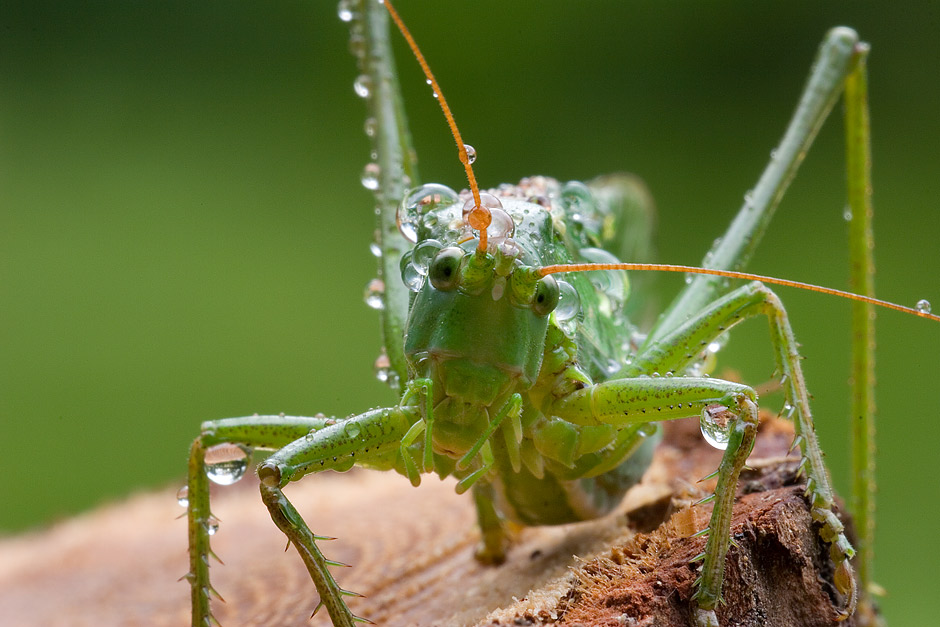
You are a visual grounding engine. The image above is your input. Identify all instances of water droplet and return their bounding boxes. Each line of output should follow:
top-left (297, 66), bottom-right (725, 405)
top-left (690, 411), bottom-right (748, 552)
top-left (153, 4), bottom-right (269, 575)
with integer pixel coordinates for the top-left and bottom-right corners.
top-left (605, 359), bottom-right (621, 376)
top-left (462, 193), bottom-right (503, 220)
top-left (176, 485), bottom-right (189, 508)
top-left (700, 405), bottom-right (731, 450)
top-left (707, 341), bottom-right (722, 354)
top-left (369, 241), bottom-right (382, 257)
top-left (491, 275), bottom-right (506, 301)
top-left (770, 148), bottom-right (779, 159)
top-left (916, 299), bottom-right (932, 314)
top-left (337, 0), bottom-right (354, 22)
top-left (363, 116), bottom-right (377, 138)
top-left (361, 163), bottom-right (380, 191)
top-left (374, 352), bottom-right (391, 382)
top-left (554, 280), bottom-right (581, 321)
top-left (206, 516), bottom-right (220, 536)
top-left (486, 208), bottom-right (515, 243)
top-left (412, 239), bottom-right (443, 275)
top-left (353, 74), bottom-right (372, 99)
top-left (744, 190), bottom-right (754, 205)
top-left (205, 443), bottom-right (252, 486)
top-left (402, 262), bottom-right (424, 291)
top-left (363, 278), bottom-right (385, 310)
top-left (843, 207), bottom-right (853, 222)
top-left (398, 184), bottom-right (459, 243)
top-left (344, 421), bottom-right (361, 439)
top-left (463, 144), bottom-right (477, 164)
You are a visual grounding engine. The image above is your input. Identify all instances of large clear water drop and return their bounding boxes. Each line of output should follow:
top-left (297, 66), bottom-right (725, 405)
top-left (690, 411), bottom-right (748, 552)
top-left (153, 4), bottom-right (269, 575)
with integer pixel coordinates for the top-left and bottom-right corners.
top-left (700, 405), bottom-right (731, 450)
top-left (398, 184), bottom-right (459, 243)
top-left (916, 299), bottom-right (932, 314)
top-left (205, 443), bottom-right (252, 485)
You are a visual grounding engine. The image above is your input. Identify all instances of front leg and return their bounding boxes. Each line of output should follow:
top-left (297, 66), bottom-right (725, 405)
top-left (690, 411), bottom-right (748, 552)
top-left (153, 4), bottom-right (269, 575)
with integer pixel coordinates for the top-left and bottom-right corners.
top-left (187, 408), bottom-right (416, 626)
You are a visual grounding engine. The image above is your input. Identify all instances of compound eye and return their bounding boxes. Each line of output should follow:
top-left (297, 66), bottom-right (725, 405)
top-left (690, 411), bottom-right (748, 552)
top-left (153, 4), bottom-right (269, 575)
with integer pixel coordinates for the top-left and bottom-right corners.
top-left (428, 247), bottom-right (464, 291)
top-left (532, 275), bottom-right (560, 316)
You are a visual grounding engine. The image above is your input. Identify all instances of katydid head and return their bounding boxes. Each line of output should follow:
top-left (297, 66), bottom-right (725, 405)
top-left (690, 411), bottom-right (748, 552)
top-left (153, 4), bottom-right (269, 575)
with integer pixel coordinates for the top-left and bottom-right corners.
top-left (401, 203), bottom-right (561, 400)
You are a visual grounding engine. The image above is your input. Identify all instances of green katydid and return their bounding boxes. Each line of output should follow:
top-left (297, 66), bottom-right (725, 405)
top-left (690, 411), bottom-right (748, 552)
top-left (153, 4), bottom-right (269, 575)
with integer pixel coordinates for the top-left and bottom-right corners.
top-left (184, 1), bottom-right (939, 625)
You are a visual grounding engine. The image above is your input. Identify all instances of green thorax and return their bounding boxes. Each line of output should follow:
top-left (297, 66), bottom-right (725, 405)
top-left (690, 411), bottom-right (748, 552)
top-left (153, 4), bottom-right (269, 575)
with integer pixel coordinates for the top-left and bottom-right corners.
top-left (396, 177), bottom-right (638, 459)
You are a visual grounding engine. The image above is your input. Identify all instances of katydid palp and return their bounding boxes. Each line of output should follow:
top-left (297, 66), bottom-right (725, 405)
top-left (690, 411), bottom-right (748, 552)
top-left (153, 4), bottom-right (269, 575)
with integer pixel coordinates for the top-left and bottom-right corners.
top-left (184, 2), bottom-right (940, 625)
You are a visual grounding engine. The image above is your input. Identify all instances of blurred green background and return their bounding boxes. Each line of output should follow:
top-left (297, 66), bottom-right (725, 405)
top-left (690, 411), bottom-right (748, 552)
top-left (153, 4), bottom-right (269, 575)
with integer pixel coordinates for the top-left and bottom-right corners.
top-left (2, 0), bottom-right (938, 622)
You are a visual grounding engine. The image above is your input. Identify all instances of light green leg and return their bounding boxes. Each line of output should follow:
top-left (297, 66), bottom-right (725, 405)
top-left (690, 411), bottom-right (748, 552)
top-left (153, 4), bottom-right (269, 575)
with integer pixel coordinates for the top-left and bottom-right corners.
top-left (187, 415), bottom-right (338, 627)
top-left (691, 396), bottom-right (759, 624)
top-left (647, 28), bottom-right (866, 343)
top-left (187, 410), bottom-right (416, 627)
top-left (555, 280), bottom-right (856, 620)
top-left (844, 45), bottom-right (881, 624)
top-left (346, 0), bottom-right (420, 384)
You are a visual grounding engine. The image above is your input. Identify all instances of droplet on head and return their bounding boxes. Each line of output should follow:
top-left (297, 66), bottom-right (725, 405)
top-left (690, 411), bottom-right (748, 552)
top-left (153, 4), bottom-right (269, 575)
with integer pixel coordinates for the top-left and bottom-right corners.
top-left (463, 144), bottom-right (477, 164)
top-left (399, 251), bottom-right (426, 291)
top-left (363, 278), bottom-right (385, 310)
top-left (353, 74), bottom-right (372, 99)
top-left (700, 405), bottom-right (731, 450)
top-left (554, 280), bottom-right (581, 322)
top-left (398, 184), bottom-right (459, 243)
top-left (916, 299), bottom-right (932, 314)
top-left (204, 443), bottom-right (252, 486)
top-left (361, 163), bottom-right (380, 191)
top-left (412, 239), bottom-right (443, 275)
top-left (462, 193), bottom-right (501, 233)
top-left (486, 208), bottom-right (515, 242)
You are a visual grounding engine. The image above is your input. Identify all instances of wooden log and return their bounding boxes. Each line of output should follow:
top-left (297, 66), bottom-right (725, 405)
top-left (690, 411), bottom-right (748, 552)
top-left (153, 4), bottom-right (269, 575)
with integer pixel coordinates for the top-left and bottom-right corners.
top-left (0, 417), bottom-right (868, 626)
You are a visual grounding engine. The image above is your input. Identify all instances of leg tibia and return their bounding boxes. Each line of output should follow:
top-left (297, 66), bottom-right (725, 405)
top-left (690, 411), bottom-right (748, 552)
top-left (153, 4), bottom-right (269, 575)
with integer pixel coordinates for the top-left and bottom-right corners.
top-left (260, 482), bottom-right (357, 627)
top-left (187, 408), bottom-right (417, 627)
top-left (692, 396), bottom-right (759, 612)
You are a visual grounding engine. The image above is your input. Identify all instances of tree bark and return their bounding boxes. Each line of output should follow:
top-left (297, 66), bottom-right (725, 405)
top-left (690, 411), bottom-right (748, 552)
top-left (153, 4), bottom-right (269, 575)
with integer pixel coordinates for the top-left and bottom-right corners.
top-left (0, 417), bottom-right (867, 626)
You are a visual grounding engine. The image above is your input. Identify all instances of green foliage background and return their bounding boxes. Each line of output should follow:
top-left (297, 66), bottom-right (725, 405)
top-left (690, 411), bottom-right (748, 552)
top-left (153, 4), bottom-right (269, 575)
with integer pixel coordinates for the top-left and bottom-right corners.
top-left (2, 1), bottom-right (938, 622)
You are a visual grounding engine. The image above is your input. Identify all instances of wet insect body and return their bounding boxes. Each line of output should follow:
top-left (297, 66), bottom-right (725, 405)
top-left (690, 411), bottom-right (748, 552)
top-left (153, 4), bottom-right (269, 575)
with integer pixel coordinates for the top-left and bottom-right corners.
top-left (184, 2), bottom-right (940, 626)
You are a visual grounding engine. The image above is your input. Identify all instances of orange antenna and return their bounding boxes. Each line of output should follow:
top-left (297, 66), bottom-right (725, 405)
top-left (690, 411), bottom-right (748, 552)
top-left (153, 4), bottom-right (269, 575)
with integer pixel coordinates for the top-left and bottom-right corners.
top-left (538, 262), bottom-right (940, 322)
top-left (383, 0), bottom-right (490, 252)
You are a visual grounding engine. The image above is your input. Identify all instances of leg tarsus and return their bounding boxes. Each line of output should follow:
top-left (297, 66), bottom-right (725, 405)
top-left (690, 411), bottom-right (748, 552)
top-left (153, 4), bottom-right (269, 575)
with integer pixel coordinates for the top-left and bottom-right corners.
top-left (260, 481), bottom-right (357, 627)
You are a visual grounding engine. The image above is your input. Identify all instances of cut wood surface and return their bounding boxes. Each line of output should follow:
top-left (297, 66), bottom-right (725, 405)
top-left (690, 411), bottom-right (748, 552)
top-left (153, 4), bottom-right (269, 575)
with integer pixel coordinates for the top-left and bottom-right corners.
top-left (0, 417), bottom-right (864, 626)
